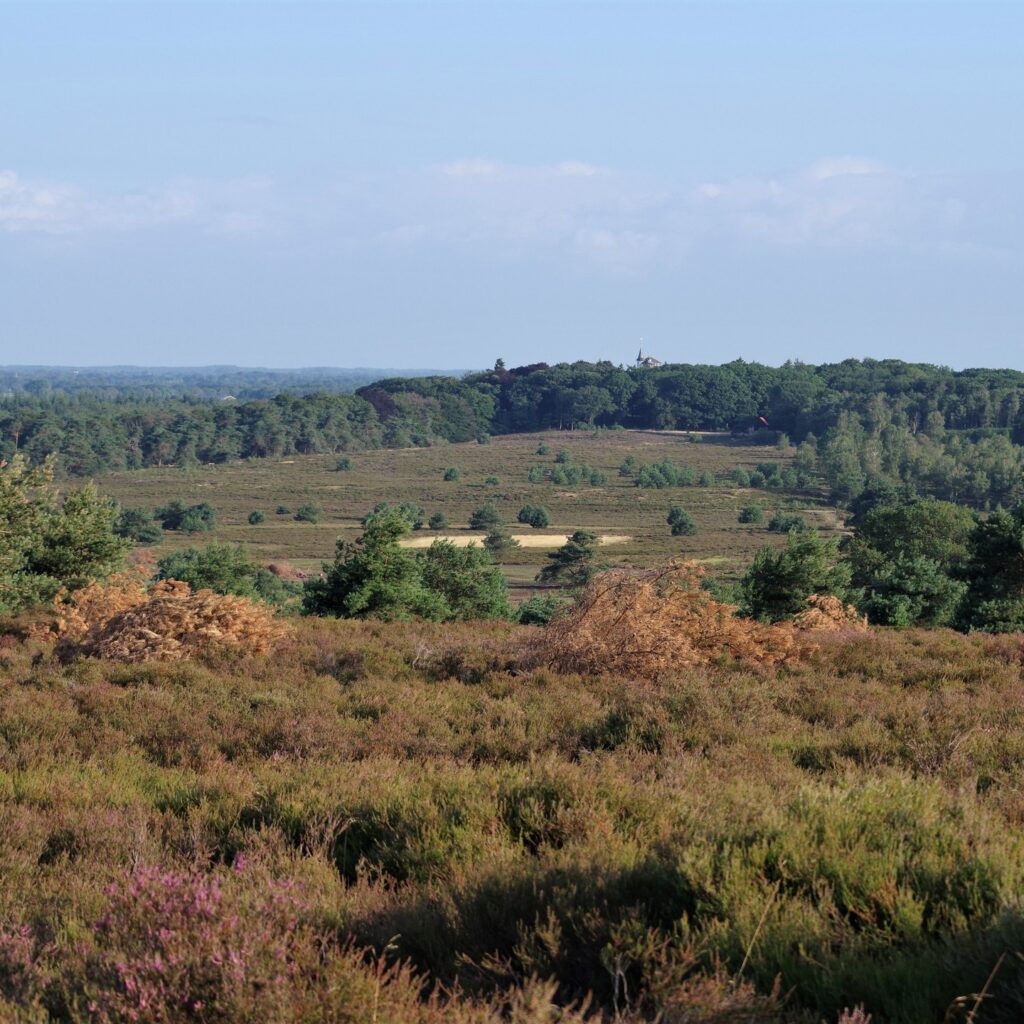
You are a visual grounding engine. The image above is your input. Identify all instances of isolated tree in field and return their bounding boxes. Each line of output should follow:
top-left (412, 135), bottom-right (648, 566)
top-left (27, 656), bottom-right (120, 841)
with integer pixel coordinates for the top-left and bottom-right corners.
top-left (248, 510), bottom-right (266, 525)
top-left (483, 525), bottom-right (520, 557)
top-left (115, 506), bottom-right (163, 544)
top-left (428, 512), bottom-right (448, 530)
top-left (517, 504), bottom-right (550, 529)
top-left (0, 456), bottom-right (129, 612)
top-left (294, 503), bottom-right (321, 523)
top-left (155, 500), bottom-right (217, 533)
top-left (738, 504), bottom-right (764, 524)
top-left (741, 531), bottom-right (851, 623)
top-left (667, 507), bottom-right (698, 536)
top-left (469, 503), bottom-right (503, 530)
top-left (419, 541), bottom-right (510, 620)
top-left (302, 508), bottom-right (443, 620)
top-left (537, 529), bottom-right (599, 587)
top-left (443, 467), bottom-right (460, 481)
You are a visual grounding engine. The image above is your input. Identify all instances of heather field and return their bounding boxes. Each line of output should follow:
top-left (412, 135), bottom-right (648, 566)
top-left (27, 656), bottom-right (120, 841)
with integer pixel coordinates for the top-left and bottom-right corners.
top-left (92, 430), bottom-right (840, 594)
top-left (2, 618), bottom-right (1024, 1022)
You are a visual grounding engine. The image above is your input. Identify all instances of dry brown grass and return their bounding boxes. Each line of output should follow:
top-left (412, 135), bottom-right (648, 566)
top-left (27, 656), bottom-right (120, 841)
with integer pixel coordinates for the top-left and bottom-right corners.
top-left (48, 573), bottom-right (290, 663)
top-left (792, 594), bottom-right (870, 633)
top-left (532, 562), bottom-right (808, 676)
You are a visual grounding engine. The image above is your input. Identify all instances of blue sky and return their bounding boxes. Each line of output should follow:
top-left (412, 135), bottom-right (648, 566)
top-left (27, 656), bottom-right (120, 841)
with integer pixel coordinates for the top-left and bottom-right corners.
top-left (2, 1), bottom-right (1023, 370)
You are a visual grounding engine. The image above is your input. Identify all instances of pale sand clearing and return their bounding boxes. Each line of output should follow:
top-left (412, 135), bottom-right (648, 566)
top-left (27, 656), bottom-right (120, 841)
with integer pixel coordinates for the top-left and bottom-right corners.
top-left (400, 533), bottom-right (632, 549)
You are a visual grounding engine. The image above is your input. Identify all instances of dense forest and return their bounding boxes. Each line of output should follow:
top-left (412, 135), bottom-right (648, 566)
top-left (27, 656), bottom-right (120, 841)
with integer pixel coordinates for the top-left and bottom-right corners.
top-left (4, 358), bottom-right (1024, 507)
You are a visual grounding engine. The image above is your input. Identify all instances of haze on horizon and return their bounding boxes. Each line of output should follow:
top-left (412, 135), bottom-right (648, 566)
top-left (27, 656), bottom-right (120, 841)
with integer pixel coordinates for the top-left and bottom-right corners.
top-left (2, 1), bottom-right (1023, 371)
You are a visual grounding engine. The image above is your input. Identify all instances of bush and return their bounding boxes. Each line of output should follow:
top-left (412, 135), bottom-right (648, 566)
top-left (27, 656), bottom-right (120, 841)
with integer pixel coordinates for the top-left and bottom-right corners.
top-left (667, 507), bottom-right (698, 536)
top-left (483, 526), bottom-right (520, 557)
top-left (484, 476), bottom-right (500, 486)
top-left (536, 442), bottom-right (550, 455)
top-left (428, 512), bottom-right (449, 530)
top-left (443, 467), bottom-right (460, 482)
top-left (155, 500), bottom-right (217, 533)
top-left (248, 510), bottom-right (266, 525)
top-left (555, 449), bottom-right (571, 464)
top-left (698, 471), bottom-right (716, 487)
top-left (294, 504), bottom-right (321, 524)
top-left (517, 505), bottom-right (551, 529)
top-left (619, 455), bottom-right (637, 477)
top-left (476, 434), bottom-right (490, 445)
top-left (275, 505), bottom-right (291, 515)
top-left (738, 504), bottom-right (764, 524)
top-left (588, 470), bottom-right (608, 486)
top-left (515, 594), bottom-right (564, 625)
top-left (730, 468), bottom-right (751, 487)
top-left (156, 542), bottom-right (296, 606)
top-left (115, 507), bottom-right (163, 545)
top-left (747, 470), bottom-right (767, 488)
top-left (768, 511), bottom-right (810, 534)
top-left (335, 457), bottom-right (353, 471)
top-left (537, 529), bottom-right (599, 587)
top-left (634, 460), bottom-right (695, 489)
top-left (363, 502), bottom-right (424, 530)
top-left (0, 457), bottom-right (130, 611)
top-left (741, 531), bottom-right (852, 622)
top-left (469, 504), bottom-right (503, 531)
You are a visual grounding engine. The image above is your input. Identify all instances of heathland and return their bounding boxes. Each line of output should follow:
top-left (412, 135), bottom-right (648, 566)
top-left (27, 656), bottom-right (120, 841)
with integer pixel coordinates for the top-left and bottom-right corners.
top-left (4, 360), bottom-right (1024, 1021)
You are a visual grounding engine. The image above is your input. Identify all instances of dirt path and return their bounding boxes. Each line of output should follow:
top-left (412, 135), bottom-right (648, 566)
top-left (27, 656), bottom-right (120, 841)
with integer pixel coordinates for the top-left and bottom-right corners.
top-left (400, 533), bottom-right (632, 549)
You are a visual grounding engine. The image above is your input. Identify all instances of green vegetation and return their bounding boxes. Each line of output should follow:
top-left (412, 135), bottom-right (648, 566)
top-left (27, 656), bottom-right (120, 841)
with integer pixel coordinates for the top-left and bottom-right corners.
top-left (666, 506), bottom-right (698, 536)
top-left (768, 510), bottom-right (811, 534)
top-left (738, 503), bottom-right (764, 524)
top-left (742, 531), bottom-right (851, 622)
top-left (115, 506), bottom-right (164, 544)
top-left (155, 500), bottom-right (217, 533)
top-left (294, 502), bottom-right (321, 524)
top-left (302, 508), bottom-right (508, 621)
top-left (335, 457), bottom-right (352, 471)
top-left (427, 511), bottom-right (448, 530)
top-left (247, 509), bottom-right (266, 525)
top-left (443, 467), bottom-right (460, 481)
top-left (537, 529), bottom-right (599, 587)
top-left (156, 542), bottom-right (297, 606)
top-left (517, 504), bottom-right (550, 528)
top-left (468, 503), bottom-right (503, 530)
top-left (0, 456), bottom-right (128, 612)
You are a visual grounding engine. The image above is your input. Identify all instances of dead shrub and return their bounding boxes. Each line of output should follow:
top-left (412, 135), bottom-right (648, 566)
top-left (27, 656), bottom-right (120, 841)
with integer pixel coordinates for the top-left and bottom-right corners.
top-left (792, 594), bottom-right (869, 633)
top-left (51, 574), bottom-right (289, 663)
top-left (532, 563), bottom-right (809, 677)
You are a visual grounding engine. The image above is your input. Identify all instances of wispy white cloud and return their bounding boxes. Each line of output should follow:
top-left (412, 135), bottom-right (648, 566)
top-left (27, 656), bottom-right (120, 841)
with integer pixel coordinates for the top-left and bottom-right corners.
top-left (0, 170), bottom-right (273, 236)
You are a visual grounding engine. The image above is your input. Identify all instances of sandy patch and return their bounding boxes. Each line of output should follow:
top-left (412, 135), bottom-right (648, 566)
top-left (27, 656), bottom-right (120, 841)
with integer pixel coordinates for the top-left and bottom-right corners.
top-left (400, 533), bottom-right (632, 549)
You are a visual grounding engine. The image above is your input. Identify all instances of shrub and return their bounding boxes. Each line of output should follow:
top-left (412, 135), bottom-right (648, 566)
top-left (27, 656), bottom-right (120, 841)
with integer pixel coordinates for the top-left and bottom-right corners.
top-left (54, 575), bottom-right (289, 662)
top-left (741, 531), bottom-right (852, 622)
top-left (294, 503), bottom-right (321, 524)
top-left (730, 468), bottom-right (751, 487)
top-left (747, 470), bottom-right (767, 488)
top-left (555, 449), bottom-right (572, 464)
top-left (484, 476), bottom-right (500, 486)
top-left (619, 455), bottom-right (637, 477)
top-left (275, 505), bottom-right (291, 515)
top-left (476, 434), bottom-right (490, 445)
top-left (738, 504), bottom-right (764, 524)
top-left (536, 442), bottom-right (550, 455)
top-left (698, 471), bottom-right (716, 487)
top-left (588, 470), bottom-right (608, 485)
top-left (515, 594), bottom-right (564, 625)
top-left (537, 530), bottom-right (599, 587)
top-left (634, 460), bottom-right (695, 489)
top-left (115, 507), bottom-right (163, 545)
top-left (469, 504), bottom-right (503, 531)
top-left (517, 505), bottom-right (550, 529)
top-left (443, 467), bottom-right (460, 482)
top-left (156, 542), bottom-right (295, 606)
top-left (248, 510), bottom-right (266, 525)
top-left (428, 512), bottom-right (449, 530)
top-left (0, 457), bottom-right (130, 612)
top-left (335, 457), bottom-right (353, 471)
top-left (667, 507), bottom-right (698, 536)
top-left (483, 527), bottom-right (521, 557)
top-left (768, 511), bottom-right (810, 534)
top-left (363, 502), bottom-right (424, 530)
top-left (532, 562), bottom-right (808, 676)
top-left (155, 500), bottom-right (218, 533)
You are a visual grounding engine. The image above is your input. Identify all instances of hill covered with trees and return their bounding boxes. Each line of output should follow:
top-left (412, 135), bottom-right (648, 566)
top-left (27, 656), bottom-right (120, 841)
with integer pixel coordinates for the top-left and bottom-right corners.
top-left (4, 357), bottom-right (1024, 507)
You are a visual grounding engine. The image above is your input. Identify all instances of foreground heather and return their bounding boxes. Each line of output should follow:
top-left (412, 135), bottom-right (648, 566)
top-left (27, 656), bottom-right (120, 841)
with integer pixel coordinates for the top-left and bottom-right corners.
top-left (1, 619), bottom-right (1023, 1021)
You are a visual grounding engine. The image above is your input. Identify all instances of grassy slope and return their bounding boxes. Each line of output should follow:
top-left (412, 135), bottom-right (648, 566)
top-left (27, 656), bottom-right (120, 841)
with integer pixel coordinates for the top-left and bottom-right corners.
top-left (2, 621), bottom-right (1024, 1021)
top-left (92, 429), bottom-right (842, 593)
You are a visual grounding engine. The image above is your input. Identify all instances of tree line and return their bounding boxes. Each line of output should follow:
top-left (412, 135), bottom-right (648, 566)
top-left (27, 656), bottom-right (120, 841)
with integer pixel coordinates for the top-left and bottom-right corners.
top-left (5, 357), bottom-right (1024, 507)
